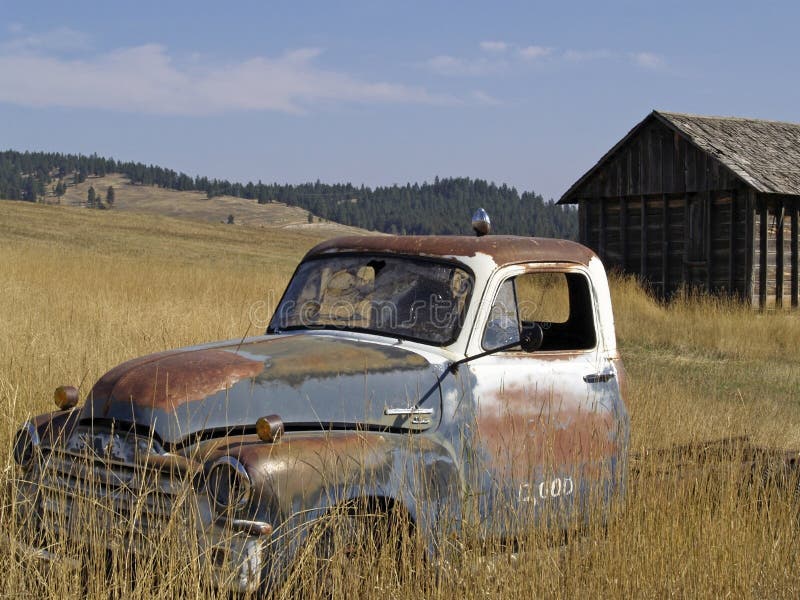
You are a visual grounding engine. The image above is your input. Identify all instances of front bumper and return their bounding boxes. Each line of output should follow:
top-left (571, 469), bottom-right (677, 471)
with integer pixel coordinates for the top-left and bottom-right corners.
top-left (13, 479), bottom-right (272, 595)
top-left (10, 517), bottom-right (270, 594)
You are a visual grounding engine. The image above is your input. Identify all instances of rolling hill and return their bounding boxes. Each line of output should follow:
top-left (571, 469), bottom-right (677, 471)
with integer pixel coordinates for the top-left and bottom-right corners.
top-left (0, 150), bottom-right (577, 237)
top-left (54, 173), bottom-right (368, 235)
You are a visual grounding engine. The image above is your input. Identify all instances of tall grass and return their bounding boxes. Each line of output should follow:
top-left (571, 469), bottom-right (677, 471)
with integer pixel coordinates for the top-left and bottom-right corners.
top-left (611, 274), bottom-right (800, 449)
top-left (2, 202), bottom-right (800, 598)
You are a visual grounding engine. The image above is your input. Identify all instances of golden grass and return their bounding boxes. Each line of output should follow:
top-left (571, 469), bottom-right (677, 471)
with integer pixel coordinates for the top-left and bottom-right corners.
top-left (611, 274), bottom-right (800, 450)
top-left (2, 201), bottom-right (800, 598)
top-left (54, 173), bottom-right (366, 234)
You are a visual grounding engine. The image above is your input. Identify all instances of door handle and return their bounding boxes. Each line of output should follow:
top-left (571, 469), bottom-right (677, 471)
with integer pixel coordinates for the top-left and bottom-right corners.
top-left (583, 371), bottom-right (615, 384)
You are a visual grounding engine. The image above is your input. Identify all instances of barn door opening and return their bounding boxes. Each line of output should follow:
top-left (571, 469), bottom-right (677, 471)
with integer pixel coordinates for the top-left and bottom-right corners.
top-left (687, 194), bottom-right (708, 262)
top-left (685, 193), bottom-right (710, 288)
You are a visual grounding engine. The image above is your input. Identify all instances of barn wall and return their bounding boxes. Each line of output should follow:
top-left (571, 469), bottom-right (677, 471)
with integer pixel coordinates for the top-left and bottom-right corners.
top-left (574, 118), bottom-right (741, 198)
top-left (751, 197), bottom-right (800, 309)
top-left (582, 191), bottom-right (748, 299)
top-left (684, 190), bottom-right (749, 299)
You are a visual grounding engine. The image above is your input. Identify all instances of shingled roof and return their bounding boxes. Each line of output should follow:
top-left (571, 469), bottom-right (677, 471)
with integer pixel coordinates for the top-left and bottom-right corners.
top-left (560, 110), bottom-right (800, 202)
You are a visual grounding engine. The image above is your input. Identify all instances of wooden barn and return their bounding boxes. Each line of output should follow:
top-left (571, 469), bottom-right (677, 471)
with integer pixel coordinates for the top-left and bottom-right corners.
top-left (559, 110), bottom-right (800, 309)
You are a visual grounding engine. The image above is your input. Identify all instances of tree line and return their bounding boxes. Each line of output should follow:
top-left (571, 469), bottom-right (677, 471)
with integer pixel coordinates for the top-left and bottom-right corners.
top-left (0, 150), bottom-right (577, 238)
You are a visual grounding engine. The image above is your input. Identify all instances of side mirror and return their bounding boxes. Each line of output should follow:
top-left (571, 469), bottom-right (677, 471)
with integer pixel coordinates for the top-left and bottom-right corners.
top-left (448, 322), bottom-right (544, 373)
top-left (519, 324), bottom-right (543, 352)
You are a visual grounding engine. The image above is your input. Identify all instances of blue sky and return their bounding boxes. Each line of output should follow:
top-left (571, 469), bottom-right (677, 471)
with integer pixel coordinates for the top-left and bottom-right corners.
top-left (1, 1), bottom-right (798, 200)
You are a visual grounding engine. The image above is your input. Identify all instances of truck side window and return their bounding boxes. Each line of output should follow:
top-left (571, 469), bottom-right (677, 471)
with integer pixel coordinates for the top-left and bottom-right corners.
top-left (483, 272), bottom-right (596, 351)
top-left (482, 279), bottom-right (520, 349)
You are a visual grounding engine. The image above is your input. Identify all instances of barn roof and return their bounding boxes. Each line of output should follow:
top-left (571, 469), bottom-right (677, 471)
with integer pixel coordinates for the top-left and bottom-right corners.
top-left (559, 110), bottom-right (800, 203)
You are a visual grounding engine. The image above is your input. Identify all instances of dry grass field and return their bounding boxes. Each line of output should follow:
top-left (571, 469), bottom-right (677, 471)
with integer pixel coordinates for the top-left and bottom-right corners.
top-left (2, 200), bottom-right (800, 598)
top-left (55, 173), bottom-right (365, 234)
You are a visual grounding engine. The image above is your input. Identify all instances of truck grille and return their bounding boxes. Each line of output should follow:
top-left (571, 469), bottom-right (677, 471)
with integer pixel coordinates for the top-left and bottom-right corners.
top-left (31, 426), bottom-right (195, 552)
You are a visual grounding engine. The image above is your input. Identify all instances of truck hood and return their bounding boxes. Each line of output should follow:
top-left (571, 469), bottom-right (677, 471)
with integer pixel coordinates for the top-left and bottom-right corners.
top-left (81, 334), bottom-right (443, 445)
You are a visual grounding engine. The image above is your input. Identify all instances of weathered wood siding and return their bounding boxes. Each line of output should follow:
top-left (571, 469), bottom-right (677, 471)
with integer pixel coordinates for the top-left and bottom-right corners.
top-left (751, 197), bottom-right (800, 309)
top-left (582, 192), bottom-right (748, 299)
top-left (575, 119), bottom-right (742, 198)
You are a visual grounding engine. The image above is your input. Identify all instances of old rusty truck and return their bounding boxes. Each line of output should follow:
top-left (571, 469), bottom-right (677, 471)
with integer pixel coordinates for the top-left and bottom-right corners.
top-left (12, 210), bottom-right (629, 593)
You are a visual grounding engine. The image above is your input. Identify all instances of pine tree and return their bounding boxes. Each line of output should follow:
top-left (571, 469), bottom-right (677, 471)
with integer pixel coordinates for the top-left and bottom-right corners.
top-left (87, 186), bottom-right (96, 208)
top-left (0, 150), bottom-right (578, 238)
top-left (23, 176), bottom-right (36, 202)
top-left (106, 186), bottom-right (115, 207)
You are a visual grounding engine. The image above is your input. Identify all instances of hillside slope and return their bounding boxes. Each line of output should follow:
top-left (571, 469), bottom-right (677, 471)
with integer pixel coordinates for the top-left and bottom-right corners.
top-left (56, 173), bottom-right (367, 234)
top-left (0, 150), bottom-right (577, 237)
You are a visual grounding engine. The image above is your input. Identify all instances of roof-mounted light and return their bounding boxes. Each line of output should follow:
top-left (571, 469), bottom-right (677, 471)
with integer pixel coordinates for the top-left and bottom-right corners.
top-left (472, 208), bottom-right (491, 237)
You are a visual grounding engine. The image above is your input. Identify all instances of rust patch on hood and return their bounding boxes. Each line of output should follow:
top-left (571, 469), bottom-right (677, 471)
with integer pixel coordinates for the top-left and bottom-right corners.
top-left (110, 349), bottom-right (264, 410)
top-left (90, 348), bottom-right (187, 402)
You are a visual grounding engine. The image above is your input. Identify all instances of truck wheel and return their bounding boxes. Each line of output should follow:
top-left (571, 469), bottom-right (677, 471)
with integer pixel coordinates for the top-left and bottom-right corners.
top-left (300, 499), bottom-right (416, 594)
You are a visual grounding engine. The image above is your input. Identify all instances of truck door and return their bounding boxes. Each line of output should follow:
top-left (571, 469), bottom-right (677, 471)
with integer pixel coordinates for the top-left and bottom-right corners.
top-left (465, 265), bottom-right (626, 535)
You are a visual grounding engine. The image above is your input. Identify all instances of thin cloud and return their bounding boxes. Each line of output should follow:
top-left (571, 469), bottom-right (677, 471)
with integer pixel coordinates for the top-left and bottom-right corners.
top-left (470, 90), bottom-right (502, 106)
top-left (425, 42), bottom-right (667, 82)
top-left (425, 54), bottom-right (506, 77)
top-left (2, 26), bottom-right (90, 54)
top-left (563, 48), bottom-right (666, 70)
top-left (563, 49), bottom-right (617, 62)
top-left (426, 54), bottom-right (463, 73)
top-left (630, 51), bottom-right (665, 69)
top-left (480, 41), bottom-right (508, 53)
top-left (425, 41), bottom-right (554, 77)
top-left (0, 43), bottom-right (454, 115)
top-left (518, 45), bottom-right (552, 60)
top-left (425, 40), bottom-right (552, 76)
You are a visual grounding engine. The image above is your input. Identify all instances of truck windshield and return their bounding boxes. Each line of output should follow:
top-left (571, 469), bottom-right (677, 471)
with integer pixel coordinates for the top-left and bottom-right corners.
top-left (269, 255), bottom-right (474, 345)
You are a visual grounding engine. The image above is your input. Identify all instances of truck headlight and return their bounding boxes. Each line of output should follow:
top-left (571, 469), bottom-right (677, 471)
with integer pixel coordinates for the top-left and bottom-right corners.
top-left (13, 421), bottom-right (40, 469)
top-left (206, 456), bottom-right (252, 512)
top-left (53, 385), bottom-right (79, 410)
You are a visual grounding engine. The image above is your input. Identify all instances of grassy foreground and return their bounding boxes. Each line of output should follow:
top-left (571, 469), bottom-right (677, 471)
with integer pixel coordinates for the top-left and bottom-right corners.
top-left (1, 201), bottom-right (800, 598)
